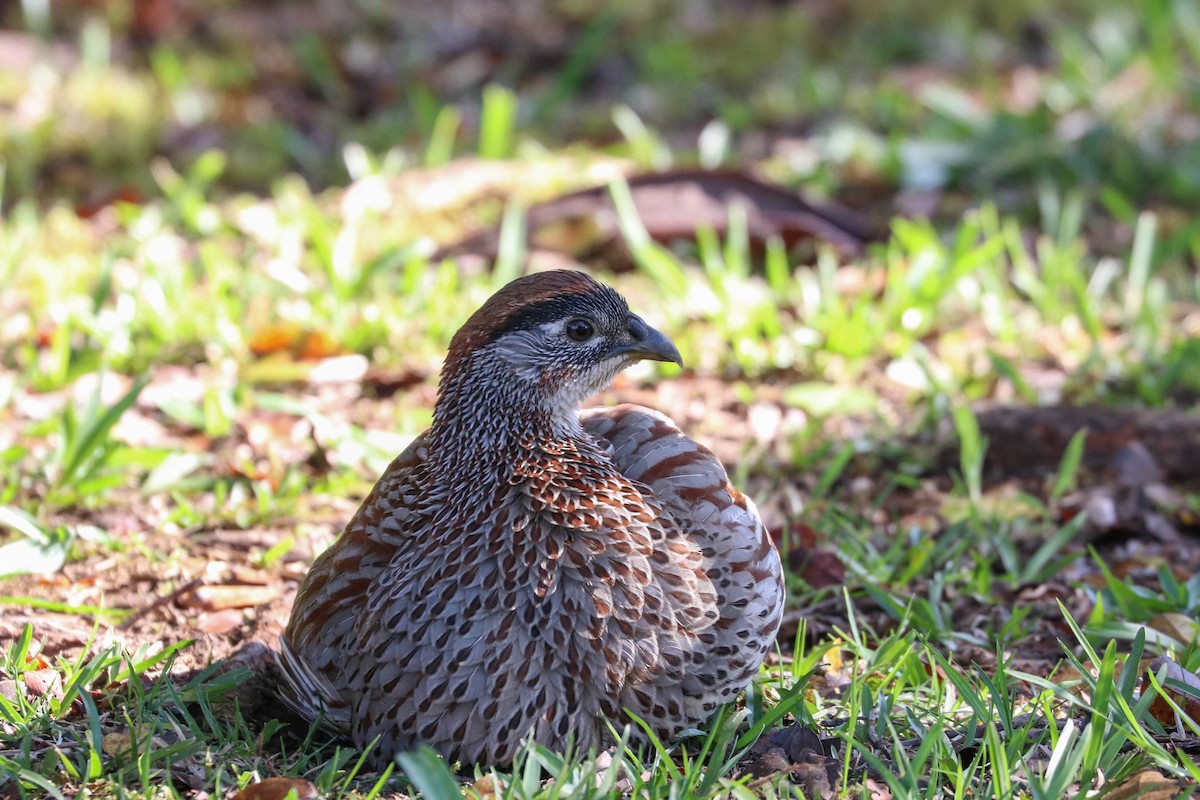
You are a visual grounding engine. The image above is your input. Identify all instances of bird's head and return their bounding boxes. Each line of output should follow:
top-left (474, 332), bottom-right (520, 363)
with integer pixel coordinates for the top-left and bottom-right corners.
top-left (434, 271), bottom-right (681, 434)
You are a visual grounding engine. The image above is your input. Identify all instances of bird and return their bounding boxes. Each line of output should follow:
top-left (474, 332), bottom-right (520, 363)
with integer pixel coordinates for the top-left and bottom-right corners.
top-left (278, 269), bottom-right (784, 767)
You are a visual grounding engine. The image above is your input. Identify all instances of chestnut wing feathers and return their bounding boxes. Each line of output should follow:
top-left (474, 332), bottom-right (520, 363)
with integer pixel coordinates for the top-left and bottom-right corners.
top-left (581, 405), bottom-right (784, 731)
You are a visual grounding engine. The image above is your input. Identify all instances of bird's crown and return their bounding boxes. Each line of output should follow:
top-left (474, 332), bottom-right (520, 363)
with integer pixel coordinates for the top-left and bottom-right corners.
top-left (445, 271), bottom-right (625, 363)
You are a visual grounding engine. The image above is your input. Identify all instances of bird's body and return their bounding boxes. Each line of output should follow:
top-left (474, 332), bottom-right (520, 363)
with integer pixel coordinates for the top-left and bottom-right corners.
top-left (279, 271), bottom-right (784, 766)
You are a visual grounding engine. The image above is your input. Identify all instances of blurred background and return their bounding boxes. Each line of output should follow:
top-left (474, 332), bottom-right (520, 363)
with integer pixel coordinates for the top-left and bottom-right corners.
top-left (3, 0), bottom-right (1198, 231)
top-left (4, 2), bottom-right (1200, 796)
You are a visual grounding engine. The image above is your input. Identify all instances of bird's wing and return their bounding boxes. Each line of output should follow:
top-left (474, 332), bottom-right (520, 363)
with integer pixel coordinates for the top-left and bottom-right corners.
top-left (278, 431), bottom-right (432, 729)
top-left (581, 403), bottom-right (784, 731)
top-left (274, 633), bottom-right (353, 734)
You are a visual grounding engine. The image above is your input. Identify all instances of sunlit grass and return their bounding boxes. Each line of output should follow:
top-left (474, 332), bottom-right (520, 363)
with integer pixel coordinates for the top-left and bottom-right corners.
top-left (2, 0), bottom-right (1199, 796)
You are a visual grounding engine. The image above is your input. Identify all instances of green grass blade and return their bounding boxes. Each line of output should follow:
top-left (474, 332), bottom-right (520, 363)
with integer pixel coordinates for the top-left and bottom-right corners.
top-left (0, 505), bottom-right (50, 542)
top-left (424, 107), bottom-right (461, 167)
top-left (1050, 428), bottom-right (1088, 502)
top-left (394, 746), bottom-right (461, 800)
top-left (479, 84), bottom-right (517, 159)
top-left (56, 373), bottom-right (149, 491)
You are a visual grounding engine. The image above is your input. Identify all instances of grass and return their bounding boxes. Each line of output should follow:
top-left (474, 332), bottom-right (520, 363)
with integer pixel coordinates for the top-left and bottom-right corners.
top-left (2, 0), bottom-right (1200, 797)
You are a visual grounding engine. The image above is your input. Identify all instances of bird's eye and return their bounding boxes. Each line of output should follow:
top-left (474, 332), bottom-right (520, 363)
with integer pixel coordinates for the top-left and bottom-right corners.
top-left (565, 318), bottom-right (595, 342)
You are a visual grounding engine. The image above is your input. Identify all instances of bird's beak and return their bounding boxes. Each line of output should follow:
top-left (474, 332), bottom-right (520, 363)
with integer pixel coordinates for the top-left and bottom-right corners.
top-left (612, 315), bottom-right (684, 367)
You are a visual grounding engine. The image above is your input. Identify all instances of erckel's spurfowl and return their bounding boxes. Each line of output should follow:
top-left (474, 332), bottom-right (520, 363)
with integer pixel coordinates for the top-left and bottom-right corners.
top-left (278, 270), bottom-right (784, 767)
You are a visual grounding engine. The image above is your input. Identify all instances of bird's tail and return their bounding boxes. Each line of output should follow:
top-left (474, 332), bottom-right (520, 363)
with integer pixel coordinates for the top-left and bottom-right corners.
top-left (274, 635), bottom-right (353, 735)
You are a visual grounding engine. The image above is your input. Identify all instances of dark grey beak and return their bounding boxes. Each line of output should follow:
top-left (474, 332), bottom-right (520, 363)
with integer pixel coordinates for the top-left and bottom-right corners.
top-left (612, 315), bottom-right (683, 367)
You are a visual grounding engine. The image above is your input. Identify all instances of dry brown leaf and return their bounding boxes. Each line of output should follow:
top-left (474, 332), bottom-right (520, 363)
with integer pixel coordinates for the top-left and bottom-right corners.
top-left (1147, 612), bottom-right (1200, 646)
top-left (231, 567), bottom-right (274, 585)
top-left (362, 366), bottom-right (428, 397)
top-left (196, 609), bottom-right (246, 635)
top-left (471, 774), bottom-right (504, 798)
top-left (794, 754), bottom-right (836, 799)
top-left (100, 726), bottom-right (161, 758)
top-left (438, 168), bottom-right (879, 265)
top-left (775, 521), bottom-right (845, 589)
top-left (747, 747), bottom-right (790, 777)
top-left (865, 778), bottom-right (893, 799)
top-left (229, 777), bottom-right (320, 800)
top-left (23, 668), bottom-right (62, 698)
top-left (787, 547), bottom-right (846, 590)
top-left (248, 322), bottom-right (342, 361)
top-left (745, 724), bottom-right (836, 796)
top-left (101, 731), bottom-right (133, 756)
top-left (1143, 655), bottom-right (1200, 725)
top-left (1103, 768), bottom-right (1186, 800)
top-left (180, 584), bottom-right (281, 611)
top-left (0, 678), bottom-right (23, 703)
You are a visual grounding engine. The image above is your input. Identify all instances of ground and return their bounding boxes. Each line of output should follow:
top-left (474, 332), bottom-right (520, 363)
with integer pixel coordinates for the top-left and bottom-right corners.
top-left (2, 1), bottom-right (1200, 798)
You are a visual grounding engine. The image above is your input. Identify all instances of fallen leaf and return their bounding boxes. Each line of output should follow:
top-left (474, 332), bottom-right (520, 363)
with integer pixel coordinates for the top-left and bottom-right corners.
top-left (1143, 655), bottom-right (1200, 725)
top-left (1147, 613), bottom-right (1199, 646)
top-left (307, 354), bottom-right (369, 384)
top-left (438, 169), bottom-right (880, 265)
top-left (865, 778), bottom-right (893, 800)
top-left (229, 777), bottom-right (320, 800)
top-left (821, 647), bottom-right (845, 673)
top-left (24, 654), bottom-right (50, 670)
top-left (471, 774), bottom-right (505, 798)
top-left (362, 366), bottom-right (428, 397)
top-left (745, 724), bottom-right (836, 796)
top-left (0, 533), bottom-right (70, 579)
top-left (746, 747), bottom-right (790, 778)
top-left (100, 725), bottom-right (162, 758)
top-left (0, 679), bottom-right (23, 703)
top-left (102, 731), bottom-right (133, 756)
top-left (787, 547), bottom-right (846, 590)
top-left (240, 354), bottom-right (346, 385)
top-left (196, 609), bottom-right (245, 635)
top-left (771, 723), bottom-right (826, 763)
top-left (1103, 768), bottom-right (1187, 800)
top-left (23, 668), bottom-right (62, 698)
top-left (231, 567), bottom-right (274, 585)
top-left (248, 322), bottom-right (342, 360)
top-left (1109, 441), bottom-right (1164, 488)
top-left (180, 584), bottom-right (281, 611)
top-left (248, 322), bottom-right (304, 357)
top-left (793, 754), bottom-right (836, 799)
